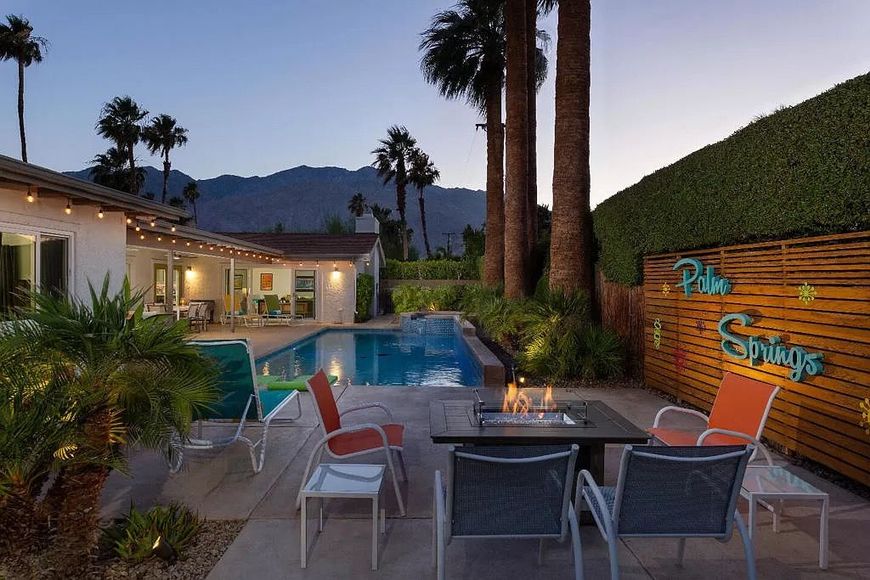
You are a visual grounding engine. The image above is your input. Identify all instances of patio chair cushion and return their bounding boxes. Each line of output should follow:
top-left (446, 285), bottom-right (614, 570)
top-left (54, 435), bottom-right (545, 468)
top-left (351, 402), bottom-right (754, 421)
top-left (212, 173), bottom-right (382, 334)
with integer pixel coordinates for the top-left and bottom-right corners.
top-left (257, 388), bottom-right (297, 418)
top-left (327, 423), bottom-right (404, 456)
top-left (258, 373), bottom-right (338, 391)
top-left (648, 426), bottom-right (750, 446)
top-left (708, 372), bottom-right (778, 438)
top-left (584, 485), bottom-right (616, 524)
top-left (308, 370), bottom-right (341, 433)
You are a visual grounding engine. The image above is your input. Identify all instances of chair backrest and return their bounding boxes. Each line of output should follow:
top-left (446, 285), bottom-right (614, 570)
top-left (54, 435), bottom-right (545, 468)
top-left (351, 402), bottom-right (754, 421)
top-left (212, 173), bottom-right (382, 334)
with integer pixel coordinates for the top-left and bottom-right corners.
top-left (708, 373), bottom-right (779, 439)
top-left (145, 302), bottom-right (167, 313)
top-left (307, 369), bottom-right (341, 434)
top-left (612, 445), bottom-right (752, 538)
top-left (223, 294), bottom-right (242, 315)
top-left (188, 301), bottom-right (204, 319)
top-left (264, 294), bottom-right (281, 313)
top-left (190, 339), bottom-right (258, 421)
top-left (447, 445), bottom-right (578, 540)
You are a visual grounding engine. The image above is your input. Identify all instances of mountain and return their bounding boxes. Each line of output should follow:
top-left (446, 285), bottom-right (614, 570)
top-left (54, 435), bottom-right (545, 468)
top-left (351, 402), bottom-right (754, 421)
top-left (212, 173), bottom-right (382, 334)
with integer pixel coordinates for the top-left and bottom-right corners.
top-left (65, 165), bottom-right (486, 253)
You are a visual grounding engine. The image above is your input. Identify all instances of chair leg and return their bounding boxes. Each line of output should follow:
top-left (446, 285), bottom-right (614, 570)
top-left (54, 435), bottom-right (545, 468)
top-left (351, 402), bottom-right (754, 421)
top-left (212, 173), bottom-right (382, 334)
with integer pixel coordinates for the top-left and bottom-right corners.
top-left (734, 511), bottom-right (757, 580)
top-left (384, 447), bottom-right (406, 516)
top-left (396, 449), bottom-right (408, 481)
top-left (296, 444), bottom-right (324, 510)
top-left (607, 530), bottom-right (620, 580)
top-left (677, 538), bottom-right (686, 567)
top-left (568, 505), bottom-right (584, 580)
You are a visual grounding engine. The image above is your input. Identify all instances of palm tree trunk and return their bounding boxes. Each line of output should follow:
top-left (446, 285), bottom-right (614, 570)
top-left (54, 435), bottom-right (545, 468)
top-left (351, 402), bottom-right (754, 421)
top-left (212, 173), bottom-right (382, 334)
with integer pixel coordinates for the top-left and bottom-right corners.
top-left (526, 0), bottom-right (538, 258)
top-left (418, 189), bottom-right (432, 258)
top-left (128, 146), bottom-right (138, 195)
top-left (49, 463), bottom-right (110, 574)
top-left (504, 0), bottom-right (529, 299)
top-left (17, 61), bottom-right (27, 162)
top-left (192, 200), bottom-right (198, 223)
top-left (161, 152), bottom-right (171, 203)
top-left (0, 485), bottom-right (44, 558)
top-left (549, 0), bottom-right (594, 299)
top-left (483, 82), bottom-right (505, 287)
top-left (396, 182), bottom-right (409, 260)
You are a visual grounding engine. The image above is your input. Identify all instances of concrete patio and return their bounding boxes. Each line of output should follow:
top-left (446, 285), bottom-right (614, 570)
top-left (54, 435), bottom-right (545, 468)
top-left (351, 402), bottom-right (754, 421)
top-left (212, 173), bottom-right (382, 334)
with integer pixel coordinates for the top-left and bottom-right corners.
top-left (100, 378), bottom-right (869, 579)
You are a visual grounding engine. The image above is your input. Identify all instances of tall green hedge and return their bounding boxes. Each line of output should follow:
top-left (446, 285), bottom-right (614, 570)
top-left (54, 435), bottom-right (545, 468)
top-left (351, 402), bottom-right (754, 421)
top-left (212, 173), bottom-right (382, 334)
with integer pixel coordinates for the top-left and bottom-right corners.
top-left (593, 73), bottom-right (870, 285)
top-left (384, 258), bottom-right (479, 280)
top-left (355, 273), bottom-right (374, 322)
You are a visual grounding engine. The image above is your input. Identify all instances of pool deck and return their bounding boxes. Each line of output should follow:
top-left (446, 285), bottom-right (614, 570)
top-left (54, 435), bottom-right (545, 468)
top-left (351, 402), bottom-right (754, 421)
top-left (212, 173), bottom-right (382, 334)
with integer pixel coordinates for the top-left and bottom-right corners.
top-left (100, 324), bottom-right (870, 579)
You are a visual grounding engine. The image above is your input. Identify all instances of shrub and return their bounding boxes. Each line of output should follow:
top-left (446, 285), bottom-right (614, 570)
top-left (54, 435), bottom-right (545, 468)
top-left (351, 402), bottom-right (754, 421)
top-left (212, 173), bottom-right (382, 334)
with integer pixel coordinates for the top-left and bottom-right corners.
top-left (391, 284), bottom-right (466, 313)
top-left (103, 503), bottom-right (202, 563)
top-left (355, 273), bottom-right (374, 322)
top-left (384, 258), bottom-right (479, 280)
top-left (593, 73), bottom-right (870, 285)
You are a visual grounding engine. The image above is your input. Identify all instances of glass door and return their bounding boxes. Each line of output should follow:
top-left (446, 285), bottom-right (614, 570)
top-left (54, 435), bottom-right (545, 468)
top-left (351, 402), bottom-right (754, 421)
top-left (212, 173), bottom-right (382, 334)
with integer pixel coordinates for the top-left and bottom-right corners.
top-left (0, 232), bottom-right (35, 315)
top-left (294, 270), bottom-right (316, 320)
top-left (154, 264), bottom-right (183, 304)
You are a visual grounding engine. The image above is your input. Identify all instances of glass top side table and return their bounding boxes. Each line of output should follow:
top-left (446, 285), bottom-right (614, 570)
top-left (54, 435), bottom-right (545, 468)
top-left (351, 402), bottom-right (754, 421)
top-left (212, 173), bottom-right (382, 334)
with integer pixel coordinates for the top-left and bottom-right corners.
top-left (300, 463), bottom-right (386, 571)
top-left (741, 465), bottom-right (829, 569)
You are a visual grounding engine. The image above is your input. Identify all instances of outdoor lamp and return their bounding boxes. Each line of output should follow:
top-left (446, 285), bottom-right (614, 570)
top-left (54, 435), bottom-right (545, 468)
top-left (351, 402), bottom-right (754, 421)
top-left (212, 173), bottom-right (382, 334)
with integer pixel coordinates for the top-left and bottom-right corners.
top-left (135, 225), bottom-right (141, 232)
top-left (151, 535), bottom-right (177, 563)
top-left (171, 225), bottom-right (176, 232)
top-left (97, 207), bottom-right (105, 219)
top-left (64, 199), bottom-right (72, 214)
top-left (150, 220), bottom-right (156, 227)
top-left (26, 187), bottom-right (35, 203)
top-left (126, 216), bottom-right (132, 224)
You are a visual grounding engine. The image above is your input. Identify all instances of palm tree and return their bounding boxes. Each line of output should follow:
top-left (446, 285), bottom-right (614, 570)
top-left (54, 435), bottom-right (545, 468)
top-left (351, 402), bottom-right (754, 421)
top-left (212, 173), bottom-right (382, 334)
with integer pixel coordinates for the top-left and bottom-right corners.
top-left (371, 125), bottom-right (417, 260)
top-left (0, 15), bottom-right (48, 162)
top-left (96, 96), bottom-right (149, 195)
top-left (142, 114), bottom-right (189, 203)
top-left (419, 0), bottom-right (549, 286)
top-left (408, 149), bottom-right (441, 258)
top-left (549, 0), bottom-right (594, 298)
top-left (90, 147), bottom-right (145, 192)
top-left (182, 181), bottom-right (201, 223)
top-left (348, 192), bottom-right (368, 217)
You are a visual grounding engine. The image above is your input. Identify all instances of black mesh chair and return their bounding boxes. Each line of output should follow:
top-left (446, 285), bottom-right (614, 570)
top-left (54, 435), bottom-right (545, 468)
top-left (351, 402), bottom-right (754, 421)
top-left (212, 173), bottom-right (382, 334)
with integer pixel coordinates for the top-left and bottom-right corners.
top-left (578, 445), bottom-right (755, 580)
top-left (433, 445), bottom-right (583, 580)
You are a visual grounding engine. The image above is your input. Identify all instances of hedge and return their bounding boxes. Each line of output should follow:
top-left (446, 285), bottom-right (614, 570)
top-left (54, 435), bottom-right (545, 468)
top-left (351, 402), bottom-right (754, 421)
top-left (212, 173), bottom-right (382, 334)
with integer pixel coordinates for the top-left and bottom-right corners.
top-left (391, 284), bottom-right (467, 313)
top-left (355, 273), bottom-right (374, 322)
top-left (593, 73), bottom-right (870, 285)
top-left (384, 258), bottom-right (479, 280)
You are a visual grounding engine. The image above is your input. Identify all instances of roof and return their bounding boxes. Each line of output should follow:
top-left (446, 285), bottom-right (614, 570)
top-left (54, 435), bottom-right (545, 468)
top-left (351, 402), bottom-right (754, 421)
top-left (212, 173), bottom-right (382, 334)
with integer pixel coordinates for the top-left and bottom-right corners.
top-left (0, 154), bottom-right (189, 220)
top-left (225, 232), bottom-right (380, 259)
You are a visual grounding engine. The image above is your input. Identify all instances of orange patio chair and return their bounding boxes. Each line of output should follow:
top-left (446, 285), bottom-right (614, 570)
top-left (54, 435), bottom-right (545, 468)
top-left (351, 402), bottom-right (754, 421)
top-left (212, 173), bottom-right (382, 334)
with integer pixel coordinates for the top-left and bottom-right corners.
top-left (649, 372), bottom-right (779, 458)
top-left (295, 370), bottom-right (407, 515)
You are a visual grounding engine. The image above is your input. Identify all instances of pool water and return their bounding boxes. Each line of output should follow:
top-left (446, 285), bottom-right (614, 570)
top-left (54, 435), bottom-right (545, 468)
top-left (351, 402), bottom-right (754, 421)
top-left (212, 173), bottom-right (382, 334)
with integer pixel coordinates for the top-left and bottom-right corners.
top-left (256, 329), bottom-right (482, 387)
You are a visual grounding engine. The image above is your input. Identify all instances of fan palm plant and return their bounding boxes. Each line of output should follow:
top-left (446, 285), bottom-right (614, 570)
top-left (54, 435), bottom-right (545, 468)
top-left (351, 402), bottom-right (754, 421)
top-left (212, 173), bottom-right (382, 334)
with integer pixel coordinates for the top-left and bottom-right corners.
top-left (142, 114), bottom-right (189, 203)
top-left (96, 96), bottom-right (149, 195)
top-left (348, 192), bottom-right (368, 217)
top-left (1, 276), bottom-right (218, 569)
top-left (371, 125), bottom-right (417, 260)
top-left (182, 180), bottom-right (201, 223)
top-left (0, 14), bottom-right (47, 163)
top-left (90, 147), bottom-right (145, 192)
top-left (408, 149), bottom-right (440, 258)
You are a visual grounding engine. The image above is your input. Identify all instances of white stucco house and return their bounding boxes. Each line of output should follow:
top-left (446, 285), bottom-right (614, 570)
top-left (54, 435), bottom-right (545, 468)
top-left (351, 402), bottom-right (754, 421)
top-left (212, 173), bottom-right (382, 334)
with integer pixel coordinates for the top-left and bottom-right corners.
top-left (0, 154), bottom-right (383, 323)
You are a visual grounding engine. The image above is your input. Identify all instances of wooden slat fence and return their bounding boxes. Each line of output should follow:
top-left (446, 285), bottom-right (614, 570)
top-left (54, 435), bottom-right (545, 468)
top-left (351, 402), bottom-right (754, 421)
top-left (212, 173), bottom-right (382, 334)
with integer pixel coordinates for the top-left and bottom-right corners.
top-left (597, 270), bottom-right (645, 377)
top-left (643, 231), bottom-right (870, 486)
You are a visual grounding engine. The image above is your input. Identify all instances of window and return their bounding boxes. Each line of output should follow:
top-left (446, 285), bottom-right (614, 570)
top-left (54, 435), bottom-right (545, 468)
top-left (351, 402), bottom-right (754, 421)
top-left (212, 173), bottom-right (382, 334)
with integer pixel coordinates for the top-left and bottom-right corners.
top-left (0, 228), bottom-right (70, 315)
top-left (154, 264), bottom-right (183, 304)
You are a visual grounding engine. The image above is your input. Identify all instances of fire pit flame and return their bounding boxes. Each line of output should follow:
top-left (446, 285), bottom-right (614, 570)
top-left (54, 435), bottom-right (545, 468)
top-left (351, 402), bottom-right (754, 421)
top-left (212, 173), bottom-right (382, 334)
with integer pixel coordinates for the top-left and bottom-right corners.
top-left (501, 383), bottom-right (556, 417)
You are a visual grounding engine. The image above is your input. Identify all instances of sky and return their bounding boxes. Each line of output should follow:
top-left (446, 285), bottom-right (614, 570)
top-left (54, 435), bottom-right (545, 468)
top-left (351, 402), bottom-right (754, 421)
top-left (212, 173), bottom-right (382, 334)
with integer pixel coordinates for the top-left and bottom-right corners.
top-left (1, 1), bottom-right (868, 208)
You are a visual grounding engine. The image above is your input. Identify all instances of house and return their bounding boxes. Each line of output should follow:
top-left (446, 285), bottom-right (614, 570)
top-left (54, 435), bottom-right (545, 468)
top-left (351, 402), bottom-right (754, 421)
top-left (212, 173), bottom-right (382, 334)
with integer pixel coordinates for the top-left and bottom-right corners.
top-left (0, 154), bottom-right (383, 322)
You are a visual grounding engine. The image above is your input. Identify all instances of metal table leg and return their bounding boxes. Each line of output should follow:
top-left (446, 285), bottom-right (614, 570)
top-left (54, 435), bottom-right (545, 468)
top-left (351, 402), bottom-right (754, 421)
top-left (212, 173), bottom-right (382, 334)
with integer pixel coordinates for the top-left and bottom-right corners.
top-left (300, 495), bottom-right (308, 569)
top-left (820, 496), bottom-right (829, 570)
top-left (372, 495), bottom-right (379, 570)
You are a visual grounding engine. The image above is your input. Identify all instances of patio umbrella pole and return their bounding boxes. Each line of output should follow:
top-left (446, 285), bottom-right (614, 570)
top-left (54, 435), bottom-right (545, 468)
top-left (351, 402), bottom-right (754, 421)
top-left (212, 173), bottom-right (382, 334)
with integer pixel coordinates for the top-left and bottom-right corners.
top-left (230, 256), bottom-right (235, 333)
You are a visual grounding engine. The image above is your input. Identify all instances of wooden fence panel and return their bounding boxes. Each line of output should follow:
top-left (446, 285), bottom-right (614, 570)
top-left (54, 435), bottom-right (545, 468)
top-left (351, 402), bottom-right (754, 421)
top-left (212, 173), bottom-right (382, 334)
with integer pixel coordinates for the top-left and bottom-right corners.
top-left (643, 231), bottom-right (870, 486)
top-left (597, 270), bottom-right (645, 377)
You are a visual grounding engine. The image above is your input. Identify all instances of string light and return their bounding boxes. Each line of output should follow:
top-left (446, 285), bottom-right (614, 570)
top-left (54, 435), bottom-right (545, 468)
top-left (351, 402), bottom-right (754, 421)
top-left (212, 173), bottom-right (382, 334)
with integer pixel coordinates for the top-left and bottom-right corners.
top-left (26, 187), bottom-right (35, 203)
top-left (171, 239), bottom-right (176, 244)
top-left (126, 217), bottom-right (132, 224)
top-left (149, 220), bottom-right (156, 227)
top-left (186, 242), bottom-right (191, 247)
top-left (135, 225), bottom-right (141, 232)
top-left (157, 236), bottom-right (162, 241)
top-left (64, 199), bottom-right (72, 215)
top-left (97, 207), bottom-right (105, 219)
top-left (139, 234), bottom-right (146, 240)
top-left (170, 225), bottom-right (176, 232)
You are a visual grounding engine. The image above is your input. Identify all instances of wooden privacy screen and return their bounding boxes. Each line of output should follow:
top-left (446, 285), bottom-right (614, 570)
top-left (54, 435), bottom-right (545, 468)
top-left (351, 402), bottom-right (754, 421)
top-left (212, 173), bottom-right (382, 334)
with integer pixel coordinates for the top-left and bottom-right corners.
top-left (643, 231), bottom-right (870, 486)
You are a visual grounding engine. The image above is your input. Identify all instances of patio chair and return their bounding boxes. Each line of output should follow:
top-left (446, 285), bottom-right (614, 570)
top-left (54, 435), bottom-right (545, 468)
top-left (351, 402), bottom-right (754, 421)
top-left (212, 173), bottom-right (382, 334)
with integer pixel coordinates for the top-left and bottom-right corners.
top-left (262, 294), bottom-right (293, 325)
top-left (433, 445), bottom-right (583, 580)
top-left (187, 301), bottom-right (208, 332)
top-left (170, 339), bottom-right (303, 474)
top-left (578, 445), bottom-right (755, 580)
top-left (295, 369), bottom-right (407, 516)
top-left (649, 372), bottom-right (779, 458)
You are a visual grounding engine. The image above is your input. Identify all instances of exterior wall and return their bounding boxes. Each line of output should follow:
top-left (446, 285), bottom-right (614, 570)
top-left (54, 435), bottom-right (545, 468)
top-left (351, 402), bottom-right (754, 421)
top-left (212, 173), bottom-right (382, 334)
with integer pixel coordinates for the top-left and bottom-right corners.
top-left (319, 262), bottom-right (356, 324)
top-left (250, 267), bottom-right (293, 299)
top-left (1, 187), bottom-right (126, 300)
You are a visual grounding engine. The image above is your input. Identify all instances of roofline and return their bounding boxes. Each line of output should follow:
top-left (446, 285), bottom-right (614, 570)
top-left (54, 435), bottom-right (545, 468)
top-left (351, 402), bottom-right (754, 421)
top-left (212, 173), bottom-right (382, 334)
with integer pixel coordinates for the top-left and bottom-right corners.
top-left (132, 222), bottom-right (286, 256)
top-left (0, 154), bottom-right (189, 220)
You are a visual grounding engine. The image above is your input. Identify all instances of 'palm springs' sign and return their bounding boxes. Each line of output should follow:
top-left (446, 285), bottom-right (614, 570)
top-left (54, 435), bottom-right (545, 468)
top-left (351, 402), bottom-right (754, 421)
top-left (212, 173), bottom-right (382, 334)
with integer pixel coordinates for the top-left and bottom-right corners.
top-left (673, 258), bottom-right (731, 297)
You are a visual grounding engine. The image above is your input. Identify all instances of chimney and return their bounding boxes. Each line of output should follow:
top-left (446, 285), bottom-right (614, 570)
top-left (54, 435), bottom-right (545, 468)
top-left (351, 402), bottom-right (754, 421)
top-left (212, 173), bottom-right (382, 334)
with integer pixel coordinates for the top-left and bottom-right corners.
top-left (355, 212), bottom-right (380, 234)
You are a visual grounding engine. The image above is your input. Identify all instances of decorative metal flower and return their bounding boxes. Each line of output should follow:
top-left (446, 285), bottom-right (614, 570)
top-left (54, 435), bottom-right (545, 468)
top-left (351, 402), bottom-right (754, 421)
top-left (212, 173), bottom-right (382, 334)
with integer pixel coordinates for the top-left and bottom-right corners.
top-left (661, 283), bottom-right (671, 296)
top-left (695, 319), bottom-right (706, 332)
top-left (798, 282), bottom-right (817, 305)
top-left (673, 348), bottom-right (687, 373)
top-left (653, 318), bottom-right (662, 349)
top-left (860, 398), bottom-right (870, 436)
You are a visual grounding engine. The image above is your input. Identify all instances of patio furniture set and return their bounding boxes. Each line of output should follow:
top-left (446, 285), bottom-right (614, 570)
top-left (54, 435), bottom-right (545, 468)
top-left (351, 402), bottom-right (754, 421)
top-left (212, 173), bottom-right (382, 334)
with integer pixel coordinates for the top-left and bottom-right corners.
top-left (172, 340), bottom-right (831, 577)
top-left (220, 293), bottom-right (305, 328)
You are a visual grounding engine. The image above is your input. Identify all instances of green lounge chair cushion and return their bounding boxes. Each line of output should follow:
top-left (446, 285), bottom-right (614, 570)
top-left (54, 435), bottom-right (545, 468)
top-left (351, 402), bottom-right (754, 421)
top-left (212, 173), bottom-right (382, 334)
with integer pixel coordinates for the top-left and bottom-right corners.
top-left (258, 373), bottom-right (338, 391)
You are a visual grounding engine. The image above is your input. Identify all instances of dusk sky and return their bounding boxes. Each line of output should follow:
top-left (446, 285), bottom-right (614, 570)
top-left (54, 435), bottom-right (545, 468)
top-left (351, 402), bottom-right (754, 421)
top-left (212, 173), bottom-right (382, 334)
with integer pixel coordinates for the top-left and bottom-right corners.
top-left (1, 0), bottom-right (868, 207)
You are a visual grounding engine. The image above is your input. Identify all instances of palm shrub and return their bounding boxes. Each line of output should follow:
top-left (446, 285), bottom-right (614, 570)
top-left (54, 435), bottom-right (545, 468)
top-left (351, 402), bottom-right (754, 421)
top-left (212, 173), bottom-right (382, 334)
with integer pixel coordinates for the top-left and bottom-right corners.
top-left (103, 503), bottom-right (201, 563)
top-left (0, 275), bottom-right (218, 569)
top-left (391, 284), bottom-right (466, 313)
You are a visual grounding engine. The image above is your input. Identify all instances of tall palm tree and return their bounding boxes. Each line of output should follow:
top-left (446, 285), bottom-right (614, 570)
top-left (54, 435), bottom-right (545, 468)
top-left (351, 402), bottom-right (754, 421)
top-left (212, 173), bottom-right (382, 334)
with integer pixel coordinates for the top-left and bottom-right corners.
top-left (142, 114), bottom-right (188, 203)
top-left (89, 147), bottom-right (145, 192)
top-left (348, 192), bottom-right (368, 217)
top-left (549, 0), bottom-right (594, 298)
top-left (371, 125), bottom-right (417, 260)
top-left (419, 0), bottom-right (549, 286)
top-left (182, 181), bottom-right (201, 223)
top-left (96, 96), bottom-right (149, 195)
top-left (408, 149), bottom-right (440, 258)
top-left (0, 15), bottom-right (48, 163)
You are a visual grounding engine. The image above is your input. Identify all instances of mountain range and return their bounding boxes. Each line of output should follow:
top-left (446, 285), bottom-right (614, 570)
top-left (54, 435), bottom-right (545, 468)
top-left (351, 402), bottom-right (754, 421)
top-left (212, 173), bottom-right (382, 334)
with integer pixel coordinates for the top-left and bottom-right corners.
top-left (65, 165), bottom-right (486, 253)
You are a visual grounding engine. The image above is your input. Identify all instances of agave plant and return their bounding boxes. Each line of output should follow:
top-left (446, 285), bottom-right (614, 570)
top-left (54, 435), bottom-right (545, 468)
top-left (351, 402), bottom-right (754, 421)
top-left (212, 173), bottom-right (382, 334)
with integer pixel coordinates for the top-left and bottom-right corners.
top-left (103, 503), bottom-right (202, 563)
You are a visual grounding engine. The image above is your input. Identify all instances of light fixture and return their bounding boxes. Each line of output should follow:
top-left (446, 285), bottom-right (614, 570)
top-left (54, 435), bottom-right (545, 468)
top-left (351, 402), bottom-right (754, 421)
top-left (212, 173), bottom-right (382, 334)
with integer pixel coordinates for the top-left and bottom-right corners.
top-left (151, 535), bottom-right (177, 563)
top-left (126, 216), bottom-right (132, 224)
top-left (139, 234), bottom-right (146, 240)
top-left (26, 187), bottom-right (35, 203)
top-left (186, 242), bottom-right (191, 247)
top-left (97, 207), bottom-right (105, 219)
top-left (186, 266), bottom-right (192, 272)
top-left (170, 225), bottom-right (176, 232)
top-left (64, 199), bottom-right (72, 215)
top-left (333, 263), bottom-right (338, 272)
top-left (149, 220), bottom-right (156, 227)
top-left (157, 236), bottom-right (162, 241)
top-left (135, 225), bottom-right (141, 232)
top-left (209, 246), bottom-right (214, 251)
top-left (171, 239), bottom-right (176, 244)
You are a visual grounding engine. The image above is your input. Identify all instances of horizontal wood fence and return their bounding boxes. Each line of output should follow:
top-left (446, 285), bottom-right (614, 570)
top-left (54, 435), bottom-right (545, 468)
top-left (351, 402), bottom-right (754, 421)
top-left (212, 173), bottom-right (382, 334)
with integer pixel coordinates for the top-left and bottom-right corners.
top-left (643, 231), bottom-right (870, 486)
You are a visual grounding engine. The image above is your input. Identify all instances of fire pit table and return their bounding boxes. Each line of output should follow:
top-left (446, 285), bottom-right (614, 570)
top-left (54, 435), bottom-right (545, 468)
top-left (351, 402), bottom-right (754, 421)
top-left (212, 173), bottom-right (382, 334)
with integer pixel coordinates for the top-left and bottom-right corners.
top-left (429, 389), bottom-right (650, 486)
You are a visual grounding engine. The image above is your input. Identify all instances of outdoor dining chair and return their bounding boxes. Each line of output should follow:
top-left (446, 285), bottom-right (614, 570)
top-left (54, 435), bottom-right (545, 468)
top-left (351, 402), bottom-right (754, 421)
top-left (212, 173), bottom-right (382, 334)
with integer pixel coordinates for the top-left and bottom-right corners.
top-left (296, 369), bottom-right (407, 516)
top-left (433, 445), bottom-right (583, 580)
top-left (649, 372), bottom-right (779, 457)
top-left (578, 444), bottom-right (755, 580)
top-left (187, 301), bottom-right (208, 332)
top-left (170, 339), bottom-right (302, 474)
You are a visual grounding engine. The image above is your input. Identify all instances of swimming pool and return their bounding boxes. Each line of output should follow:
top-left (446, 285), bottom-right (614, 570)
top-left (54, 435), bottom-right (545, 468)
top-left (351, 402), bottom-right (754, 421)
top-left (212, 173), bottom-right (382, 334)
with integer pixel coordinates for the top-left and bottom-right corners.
top-left (256, 325), bottom-right (483, 387)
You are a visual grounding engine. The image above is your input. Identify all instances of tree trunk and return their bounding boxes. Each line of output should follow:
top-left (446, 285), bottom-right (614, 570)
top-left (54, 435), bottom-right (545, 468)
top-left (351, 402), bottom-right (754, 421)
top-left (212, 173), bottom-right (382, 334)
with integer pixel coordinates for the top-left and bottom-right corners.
top-left (504, 0), bottom-right (529, 299)
top-left (0, 485), bottom-right (45, 559)
top-left (128, 146), bottom-right (138, 195)
top-left (193, 200), bottom-right (198, 223)
top-left (396, 181), bottom-right (409, 260)
top-left (48, 464), bottom-right (110, 575)
top-left (418, 189), bottom-right (432, 258)
top-left (18, 61), bottom-right (27, 162)
top-left (526, 0), bottom-right (538, 258)
top-left (483, 83), bottom-right (505, 287)
top-left (549, 0), bottom-right (594, 300)
top-left (162, 153), bottom-right (171, 203)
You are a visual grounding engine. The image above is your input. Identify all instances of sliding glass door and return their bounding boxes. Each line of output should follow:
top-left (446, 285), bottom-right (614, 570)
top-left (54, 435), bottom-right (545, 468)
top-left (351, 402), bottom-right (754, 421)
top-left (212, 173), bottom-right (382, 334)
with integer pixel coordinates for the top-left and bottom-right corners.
top-left (0, 228), bottom-right (70, 315)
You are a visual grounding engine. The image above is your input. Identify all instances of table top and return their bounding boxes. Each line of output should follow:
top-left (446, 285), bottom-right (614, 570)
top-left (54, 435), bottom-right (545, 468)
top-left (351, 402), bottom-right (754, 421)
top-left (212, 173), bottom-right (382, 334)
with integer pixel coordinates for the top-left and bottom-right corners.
top-left (429, 398), bottom-right (650, 445)
top-left (742, 465), bottom-right (828, 498)
top-left (302, 463), bottom-right (385, 497)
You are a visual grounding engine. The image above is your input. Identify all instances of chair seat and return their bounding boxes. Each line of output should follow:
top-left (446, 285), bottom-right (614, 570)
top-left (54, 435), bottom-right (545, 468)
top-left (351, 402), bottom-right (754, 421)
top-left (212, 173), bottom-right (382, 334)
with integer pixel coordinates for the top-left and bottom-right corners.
top-left (648, 426), bottom-right (748, 446)
top-left (328, 423), bottom-right (404, 456)
top-left (584, 485), bottom-right (616, 523)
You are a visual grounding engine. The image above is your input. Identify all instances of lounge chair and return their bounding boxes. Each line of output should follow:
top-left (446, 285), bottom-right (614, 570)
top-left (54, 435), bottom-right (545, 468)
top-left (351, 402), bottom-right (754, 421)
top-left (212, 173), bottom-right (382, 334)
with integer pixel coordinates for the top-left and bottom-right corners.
top-left (296, 370), bottom-right (407, 515)
top-left (579, 444), bottom-right (755, 580)
top-left (649, 372), bottom-right (779, 458)
top-left (170, 339), bottom-right (302, 474)
top-left (433, 445), bottom-right (583, 580)
top-left (262, 294), bottom-right (293, 325)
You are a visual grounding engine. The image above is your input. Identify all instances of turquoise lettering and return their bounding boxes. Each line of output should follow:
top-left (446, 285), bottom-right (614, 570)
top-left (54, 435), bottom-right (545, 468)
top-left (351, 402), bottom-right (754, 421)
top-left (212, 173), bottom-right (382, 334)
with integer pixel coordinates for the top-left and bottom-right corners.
top-left (673, 257), bottom-right (732, 297)
top-left (718, 313), bottom-right (750, 360)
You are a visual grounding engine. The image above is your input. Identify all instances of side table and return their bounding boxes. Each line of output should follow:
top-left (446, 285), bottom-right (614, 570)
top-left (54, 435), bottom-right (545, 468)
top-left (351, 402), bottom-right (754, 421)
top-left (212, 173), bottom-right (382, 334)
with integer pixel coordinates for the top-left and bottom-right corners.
top-left (300, 463), bottom-right (386, 570)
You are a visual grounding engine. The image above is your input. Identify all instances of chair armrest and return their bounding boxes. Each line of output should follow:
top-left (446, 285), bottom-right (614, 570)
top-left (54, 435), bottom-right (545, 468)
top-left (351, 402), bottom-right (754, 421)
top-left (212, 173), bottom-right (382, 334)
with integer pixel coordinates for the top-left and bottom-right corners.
top-left (340, 402), bottom-right (394, 422)
top-left (698, 428), bottom-right (772, 465)
top-left (653, 405), bottom-right (710, 428)
top-left (576, 469), bottom-right (614, 540)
